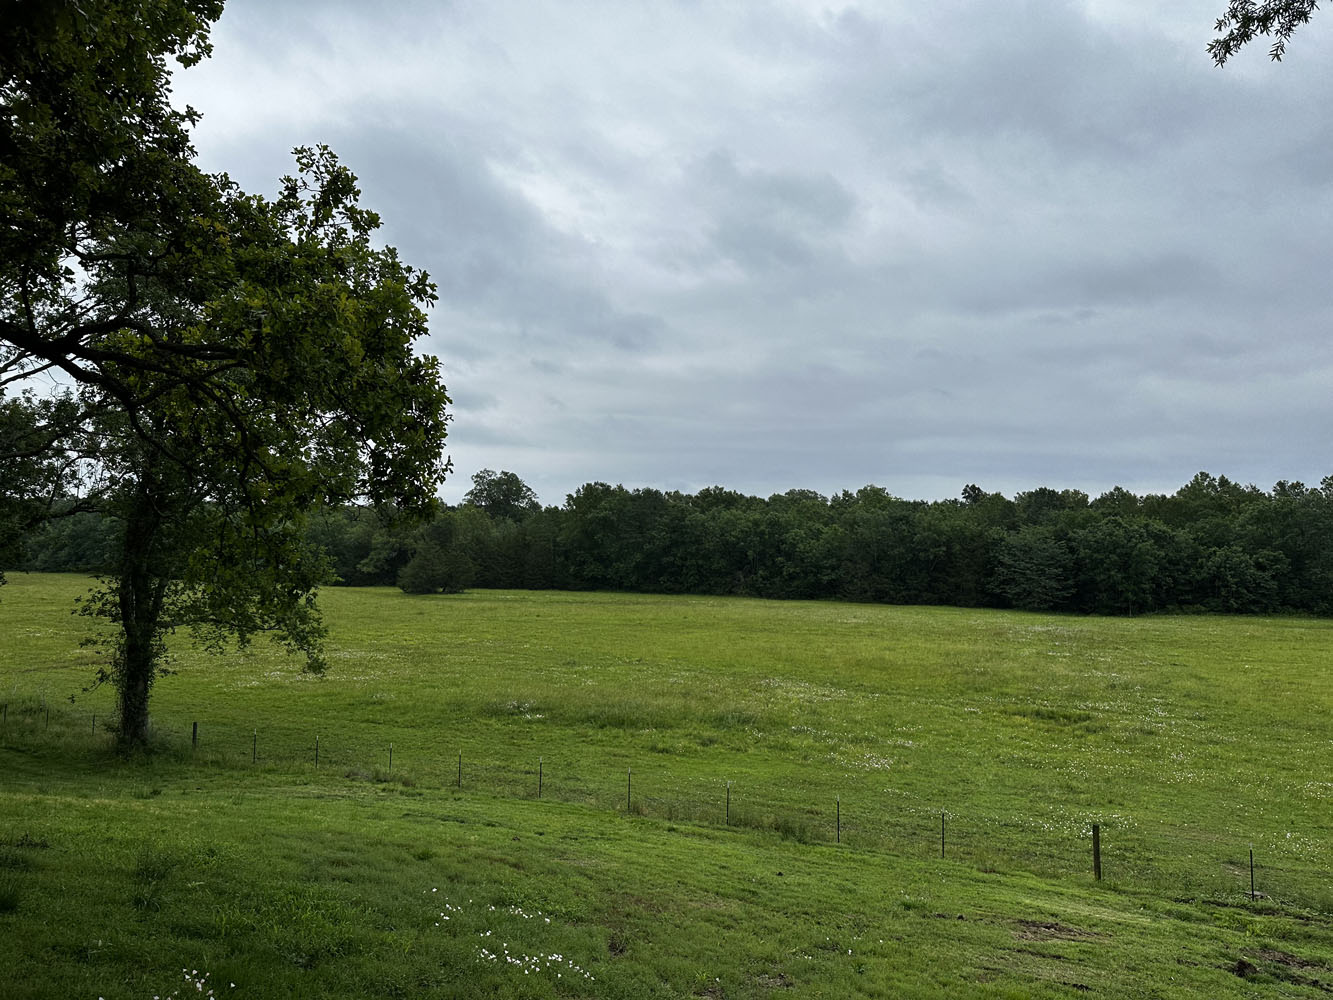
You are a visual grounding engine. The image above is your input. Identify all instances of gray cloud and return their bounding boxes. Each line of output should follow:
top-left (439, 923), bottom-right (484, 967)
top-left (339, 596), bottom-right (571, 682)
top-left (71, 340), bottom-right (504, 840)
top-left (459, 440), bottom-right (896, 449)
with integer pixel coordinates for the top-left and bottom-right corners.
top-left (175, 0), bottom-right (1333, 507)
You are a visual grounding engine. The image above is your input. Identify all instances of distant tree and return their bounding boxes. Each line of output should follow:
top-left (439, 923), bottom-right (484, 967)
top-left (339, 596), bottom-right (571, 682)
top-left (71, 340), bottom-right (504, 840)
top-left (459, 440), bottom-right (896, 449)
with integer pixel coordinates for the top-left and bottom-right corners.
top-left (1209, 0), bottom-right (1320, 64)
top-left (911, 503), bottom-right (991, 607)
top-left (1234, 479), bottom-right (1333, 612)
top-left (1090, 486), bottom-right (1141, 518)
top-left (1166, 472), bottom-right (1265, 548)
top-left (447, 504), bottom-right (501, 585)
top-left (398, 515), bottom-right (475, 595)
top-left (1198, 545), bottom-right (1285, 612)
top-left (959, 484), bottom-right (1018, 531)
top-left (560, 483), bottom-right (649, 590)
top-left (0, 393), bottom-right (90, 577)
top-left (991, 526), bottom-right (1075, 611)
top-left (691, 486), bottom-right (753, 514)
top-left (765, 490), bottom-right (838, 599)
top-left (354, 520), bottom-right (414, 586)
top-left (836, 501), bottom-right (919, 604)
top-left (518, 508), bottom-right (563, 589)
top-left (1014, 487), bottom-right (1089, 527)
top-left (1068, 518), bottom-right (1168, 615)
top-left (19, 512), bottom-right (115, 573)
top-left (464, 469), bottom-right (540, 522)
top-left (305, 506), bottom-right (415, 587)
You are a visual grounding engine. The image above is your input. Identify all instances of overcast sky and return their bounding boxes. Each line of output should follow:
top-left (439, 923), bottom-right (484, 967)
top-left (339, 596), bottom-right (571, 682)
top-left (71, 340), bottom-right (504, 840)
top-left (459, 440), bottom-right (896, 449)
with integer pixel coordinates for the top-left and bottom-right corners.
top-left (172, 1), bottom-right (1333, 507)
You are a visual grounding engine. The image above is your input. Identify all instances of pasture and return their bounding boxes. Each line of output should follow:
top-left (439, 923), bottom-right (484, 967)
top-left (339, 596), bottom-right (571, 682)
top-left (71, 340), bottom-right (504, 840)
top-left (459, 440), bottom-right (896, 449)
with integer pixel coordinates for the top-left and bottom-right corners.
top-left (1, 573), bottom-right (1331, 998)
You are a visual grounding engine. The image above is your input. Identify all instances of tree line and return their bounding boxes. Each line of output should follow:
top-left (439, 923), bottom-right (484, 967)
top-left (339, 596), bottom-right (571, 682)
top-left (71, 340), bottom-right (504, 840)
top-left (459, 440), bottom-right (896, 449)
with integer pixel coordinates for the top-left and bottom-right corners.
top-left (18, 469), bottom-right (1333, 617)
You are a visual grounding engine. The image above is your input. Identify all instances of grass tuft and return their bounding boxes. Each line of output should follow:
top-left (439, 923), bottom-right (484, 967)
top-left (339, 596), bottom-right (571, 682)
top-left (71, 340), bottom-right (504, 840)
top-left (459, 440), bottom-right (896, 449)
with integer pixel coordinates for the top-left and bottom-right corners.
top-left (0, 873), bottom-right (23, 914)
top-left (132, 842), bottom-right (176, 885)
top-left (0, 848), bottom-right (32, 871)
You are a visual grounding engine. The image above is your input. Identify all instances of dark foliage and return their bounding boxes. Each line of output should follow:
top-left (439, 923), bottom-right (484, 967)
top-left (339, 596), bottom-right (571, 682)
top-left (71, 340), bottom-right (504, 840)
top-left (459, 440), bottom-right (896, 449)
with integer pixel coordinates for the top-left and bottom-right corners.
top-left (1210, 0), bottom-right (1320, 65)
top-left (21, 470), bottom-right (1330, 617)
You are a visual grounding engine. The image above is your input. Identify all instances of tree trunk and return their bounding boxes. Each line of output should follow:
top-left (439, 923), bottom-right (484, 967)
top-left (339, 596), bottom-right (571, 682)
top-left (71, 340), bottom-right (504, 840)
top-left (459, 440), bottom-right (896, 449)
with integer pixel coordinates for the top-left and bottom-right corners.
top-left (114, 477), bottom-right (168, 751)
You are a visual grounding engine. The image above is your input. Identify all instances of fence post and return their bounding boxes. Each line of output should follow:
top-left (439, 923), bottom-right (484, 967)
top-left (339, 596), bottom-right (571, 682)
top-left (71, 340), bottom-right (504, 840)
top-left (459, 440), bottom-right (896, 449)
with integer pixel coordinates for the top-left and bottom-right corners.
top-left (726, 781), bottom-right (731, 825)
top-left (252, 729), bottom-right (257, 764)
top-left (836, 796), bottom-right (841, 844)
top-left (1250, 845), bottom-right (1255, 901)
top-left (457, 753), bottom-right (462, 789)
top-left (627, 767), bottom-right (632, 812)
top-left (192, 721), bottom-right (198, 749)
top-left (538, 757), bottom-right (543, 798)
top-left (1092, 823), bottom-right (1102, 881)
top-left (941, 811), bottom-right (946, 859)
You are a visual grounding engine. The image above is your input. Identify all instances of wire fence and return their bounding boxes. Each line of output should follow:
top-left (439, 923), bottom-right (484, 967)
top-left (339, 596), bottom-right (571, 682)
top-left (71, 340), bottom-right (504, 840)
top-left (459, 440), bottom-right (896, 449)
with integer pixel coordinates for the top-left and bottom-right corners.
top-left (0, 691), bottom-right (1325, 914)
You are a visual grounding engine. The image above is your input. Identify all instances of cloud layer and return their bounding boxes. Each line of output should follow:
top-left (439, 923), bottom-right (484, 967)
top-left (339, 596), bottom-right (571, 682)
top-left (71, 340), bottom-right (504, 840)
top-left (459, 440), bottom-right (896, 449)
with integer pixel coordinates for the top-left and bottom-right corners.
top-left (173, 0), bottom-right (1333, 505)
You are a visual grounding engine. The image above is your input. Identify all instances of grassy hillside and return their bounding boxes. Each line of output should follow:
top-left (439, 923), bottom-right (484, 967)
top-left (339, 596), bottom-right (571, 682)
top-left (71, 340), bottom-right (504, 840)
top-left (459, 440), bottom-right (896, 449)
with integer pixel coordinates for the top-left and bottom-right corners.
top-left (1, 573), bottom-right (1331, 998)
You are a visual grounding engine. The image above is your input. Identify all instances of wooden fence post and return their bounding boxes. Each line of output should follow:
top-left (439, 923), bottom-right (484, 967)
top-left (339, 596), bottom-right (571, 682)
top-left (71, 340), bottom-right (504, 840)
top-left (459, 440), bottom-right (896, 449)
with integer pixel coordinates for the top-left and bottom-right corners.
top-left (1092, 823), bottom-right (1102, 881)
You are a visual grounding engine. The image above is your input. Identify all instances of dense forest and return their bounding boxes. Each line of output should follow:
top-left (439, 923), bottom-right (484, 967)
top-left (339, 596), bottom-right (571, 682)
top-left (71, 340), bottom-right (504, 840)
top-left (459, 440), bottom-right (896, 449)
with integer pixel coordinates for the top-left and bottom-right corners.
top-left (14, 470), bottom-right (1333, 616)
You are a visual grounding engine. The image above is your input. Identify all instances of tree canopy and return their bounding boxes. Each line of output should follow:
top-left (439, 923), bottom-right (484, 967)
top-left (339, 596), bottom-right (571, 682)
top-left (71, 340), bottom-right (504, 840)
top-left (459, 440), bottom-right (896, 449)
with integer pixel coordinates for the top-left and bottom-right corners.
top-left (464, 468), bottom-right (541, 522)
top-left (1210, 0), bottom-right (1321, 64)
top-left (2, 1), bottom-right (226, 396)
top-left (1, 3), bottom-right (451, 748)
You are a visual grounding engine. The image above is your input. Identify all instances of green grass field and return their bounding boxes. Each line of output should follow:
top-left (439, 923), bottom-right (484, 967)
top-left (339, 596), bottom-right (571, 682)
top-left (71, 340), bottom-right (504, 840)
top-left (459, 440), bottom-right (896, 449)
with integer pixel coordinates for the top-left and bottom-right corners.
top-left (1, 573), bottom-right (1331, 998)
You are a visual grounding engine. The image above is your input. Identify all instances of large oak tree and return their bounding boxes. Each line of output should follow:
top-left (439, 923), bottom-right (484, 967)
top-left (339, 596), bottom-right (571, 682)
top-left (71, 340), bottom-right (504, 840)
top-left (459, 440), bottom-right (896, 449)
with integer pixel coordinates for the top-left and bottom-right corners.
top-left (1, 3), bottom-right (451, 748)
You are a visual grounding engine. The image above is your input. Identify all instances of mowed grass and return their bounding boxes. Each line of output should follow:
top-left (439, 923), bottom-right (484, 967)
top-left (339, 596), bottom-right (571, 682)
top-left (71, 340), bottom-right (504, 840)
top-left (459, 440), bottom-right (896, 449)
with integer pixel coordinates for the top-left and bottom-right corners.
top-left (1, 572), bottom-right (1331, 998)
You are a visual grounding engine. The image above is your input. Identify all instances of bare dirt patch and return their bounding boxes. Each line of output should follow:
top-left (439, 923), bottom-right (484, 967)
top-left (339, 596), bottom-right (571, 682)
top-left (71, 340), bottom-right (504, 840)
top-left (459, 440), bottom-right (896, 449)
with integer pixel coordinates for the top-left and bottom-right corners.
top-left (1230, 951), bottom-right (1333, 993)
top-left (1255, 948), bottom-right (1326, 970)
top-left (1014, 919), bottom-right (1102, 942)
